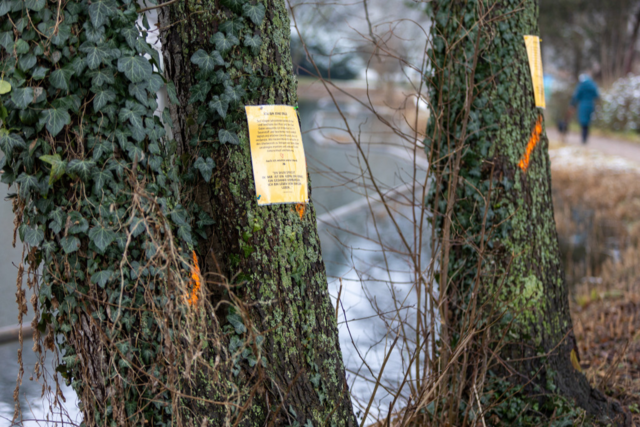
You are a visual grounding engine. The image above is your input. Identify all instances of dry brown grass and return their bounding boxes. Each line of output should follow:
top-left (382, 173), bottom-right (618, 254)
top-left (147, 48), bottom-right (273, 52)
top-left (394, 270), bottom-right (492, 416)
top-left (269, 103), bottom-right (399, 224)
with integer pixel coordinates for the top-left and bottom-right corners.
top-left (551, 157), bottom-right (640, 424)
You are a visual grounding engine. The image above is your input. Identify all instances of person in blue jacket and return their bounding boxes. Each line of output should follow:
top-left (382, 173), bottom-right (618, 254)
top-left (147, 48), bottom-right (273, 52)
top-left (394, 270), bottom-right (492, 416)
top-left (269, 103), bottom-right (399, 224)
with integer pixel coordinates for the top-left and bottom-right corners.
top-left (571, 72), bottom-right (600, 144)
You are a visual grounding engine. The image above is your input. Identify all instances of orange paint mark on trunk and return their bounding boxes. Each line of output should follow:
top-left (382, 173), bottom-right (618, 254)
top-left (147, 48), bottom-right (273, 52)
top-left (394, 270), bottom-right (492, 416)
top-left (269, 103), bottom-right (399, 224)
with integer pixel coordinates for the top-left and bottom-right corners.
top-left (518, 115), bottom-right (544, 172)
top-left (187, 250), bottom-right (202, 306)
top-left (295, 203), bottom-right (305, 220)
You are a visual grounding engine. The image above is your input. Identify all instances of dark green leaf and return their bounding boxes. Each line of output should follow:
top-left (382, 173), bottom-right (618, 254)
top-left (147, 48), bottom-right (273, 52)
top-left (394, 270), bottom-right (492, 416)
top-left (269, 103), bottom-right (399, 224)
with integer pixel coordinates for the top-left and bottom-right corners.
top-left (190, 49), bottom-right (224, 72)
top-left (0, 133), bottom-right (26, 156)
top-left (188, 81), bottom-right (211, 104)
top-left (224, 84), bottom-right (245, 104)
top-left (128, 82), bottom-right (148, 105)
top-left (11, 87), bottom-right (33, 109)
top-left (93, 169), bottom-right (112, 193)
top-left (243, 34), bottom-right (262, 54)
top-left (80, 43), bottom-right (111, 69)
top-left (194, 156), bottom-right (215, 182)
top-left (91, 270), bottom-right (112, 288)
top-left (219, 18), bottom-right (245, 36)
top-left (88, 68), bottom-right (115, 87)
top-left (211, 32), bottom-right (239, 54)
top-left (148, 74), bottom-right (164, 93)
top-left (221, 0), bottom-right (244, 12)
top-left (24, 0), bottom-right (44, 10)
top-left (117, 55), bottom-right (152, 83)
top-left (88, 1), bottom-right (114, 28)
top-left (219, 129), bottom-right (240, 145)
top-left (121, 26), bottom-right (138, 49)
top-left (208, 95), bottom-right (228, 118)
top-left (84, 22), bottom-right (106, 43)
top-left (227, 313), bottom-right (246, 334)
top-left (60, 235), bottom-right (81, 254)
top-left (93, 88), bottom-right (116, 111)
top-left (31, 66), bottom-right (48, 80)
top-left (23, 225), bottom-right (44, 246)
top-left (166, 81), bottom-right (179, 104)
top-left (68, 211), bottom-right (89, 234)
top-left (14, 39), bottom-right (29, 55)
top-left (41, 108), bottom-right (71, 136)
top-left (89, 225), bottom-right (116, 252)
top-left (242, 3), bottom-right (265, 26)
top-left (49, 67), bottom-right (74, 91)
top-left (19, 54), bottom-right (37, 70)
top-left (129, 216), bottom-right (146, 238)
top-left (67, 159), bottom-right (96, 180)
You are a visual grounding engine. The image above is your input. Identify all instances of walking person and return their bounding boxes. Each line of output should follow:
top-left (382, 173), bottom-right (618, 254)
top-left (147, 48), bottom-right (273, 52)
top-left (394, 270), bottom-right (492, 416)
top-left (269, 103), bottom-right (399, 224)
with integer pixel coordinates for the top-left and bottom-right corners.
top-left (571, 72), bottom-right (600, 144)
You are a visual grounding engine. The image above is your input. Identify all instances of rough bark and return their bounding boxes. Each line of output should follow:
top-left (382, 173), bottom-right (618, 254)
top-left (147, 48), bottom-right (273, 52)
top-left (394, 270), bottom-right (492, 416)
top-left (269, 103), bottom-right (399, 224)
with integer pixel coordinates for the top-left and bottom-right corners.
top-left (159, 1), bottom-right (356, 425)
top-left (427, 0), bottom-right (629, 424)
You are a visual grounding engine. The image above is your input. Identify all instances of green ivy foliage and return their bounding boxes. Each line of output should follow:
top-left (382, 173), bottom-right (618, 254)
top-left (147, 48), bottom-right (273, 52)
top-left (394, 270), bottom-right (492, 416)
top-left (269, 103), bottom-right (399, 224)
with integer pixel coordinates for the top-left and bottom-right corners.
top-left (0, 0), bottom-right (218, 424)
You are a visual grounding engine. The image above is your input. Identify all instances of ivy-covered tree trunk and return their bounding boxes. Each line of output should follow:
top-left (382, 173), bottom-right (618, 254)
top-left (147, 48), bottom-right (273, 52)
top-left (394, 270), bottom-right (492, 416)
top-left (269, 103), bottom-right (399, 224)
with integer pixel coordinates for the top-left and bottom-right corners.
top-left (158, 0), bottom-right (356, 425)
top-left (427, 0), bottom-right (629, 424)
top-left (2, 0), bottom-right (353, 424)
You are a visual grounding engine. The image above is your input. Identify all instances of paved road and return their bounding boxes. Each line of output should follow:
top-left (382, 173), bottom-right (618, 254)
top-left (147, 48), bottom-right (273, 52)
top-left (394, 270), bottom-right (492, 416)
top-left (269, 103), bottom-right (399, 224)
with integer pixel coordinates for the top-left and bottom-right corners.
top-left (547, 128), bottom-right (640, 164)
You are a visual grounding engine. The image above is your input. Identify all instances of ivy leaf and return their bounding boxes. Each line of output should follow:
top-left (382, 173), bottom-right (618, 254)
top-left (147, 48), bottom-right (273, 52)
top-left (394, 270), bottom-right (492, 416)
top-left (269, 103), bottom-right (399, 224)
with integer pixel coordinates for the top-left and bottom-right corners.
top-left (91, 270), bottom-right (113, 288)
top-left (224, 84), bottom-right (246, 104)
top-left (119, 104), bottom-right (144, 132)
top-left (16, 173), bottom-right (39, 198)
top-left (67, 159), bottom-right (96, 180)
top-left (84, 22), bottom-right (106, 43)
top-left (0, 133), bottom-right (26, 157)
top-left (219, 129), bottom-right (240, 145)
top-left (129, 216), bottom-right (146, 238)
top-left (121, 26), bottom-right (138, 49)
top-left (14, 39), bottom-right (29, 55)
top-left (219, 18), bottom-right (245, 36)
top-left (88, 68), bottom-right (115, 87)
top-left (49, 67), bottom-right (74, 91)
top-left (68, 211), bottom-right (89, 234)
top-left (41, 108), bottom-right (71, 136)
top-left (89, 225), bottom-right (116, 252)
top-left (11, 87), bottom-right (33, 109)
top-left (227, 313), bottom-right (246, 334)
top-left (221, 0), bottom-right (245, 12)
top-left (88, 0), bottom-right (114, 28)
top-left (93, 169), bottom-right (112, 193)
top-left (31, 66), bottom-right (48, 80)
top-left (190, 49), bottom-right (224, 72)
top-left (194, 156), bottom-right (215, 182)
top-left (244, 34), bottom-right (262, 55)
top-left (0, 0), bottom-right (12, 15)
top-left (117, 55), bottom-right (152, 83)
top-left (242, 3), bottom-right (266, 26)
top-left (92, 88), bottom-right (116, 111)
top-left (148, 74), bottom-right (164, 93)
top-left (60, 235), bottom-right (81, 254)
top-left (208, 95), bottom-right (229, 118)
top-left (211, 32), bottom-right (239, 54)
top-left (40, 154), bottom-right (67, 185)
top-left (25, 0), bottom-right (45, 10)
top-left (128, 82), bottom-right (149, 105)
top-left (23, 226), bottom-right (44, 246)
top-left (19, 54), bottom-right (37, 70)
top-left (80, 43), bottom-right (111, 70)
top-left (166, 81), bottom-right (179, 104)
top-left (188, 81), bottom-right (211, 104)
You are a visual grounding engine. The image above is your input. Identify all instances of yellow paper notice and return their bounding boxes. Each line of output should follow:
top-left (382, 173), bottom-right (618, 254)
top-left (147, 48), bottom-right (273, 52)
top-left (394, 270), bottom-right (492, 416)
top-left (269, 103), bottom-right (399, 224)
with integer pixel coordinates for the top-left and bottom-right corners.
top-left (524, 35), bottom-right (545, 109)
top-left (246, 105), bottom-right (309, 206)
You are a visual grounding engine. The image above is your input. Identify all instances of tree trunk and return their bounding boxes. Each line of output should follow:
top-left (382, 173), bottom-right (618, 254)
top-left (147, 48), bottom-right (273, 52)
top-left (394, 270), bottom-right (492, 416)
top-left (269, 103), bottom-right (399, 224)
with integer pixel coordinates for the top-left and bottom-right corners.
top-left (427, 0), bottom-right (629, 424)
top-left (159, 1), bottom-right (356, 425)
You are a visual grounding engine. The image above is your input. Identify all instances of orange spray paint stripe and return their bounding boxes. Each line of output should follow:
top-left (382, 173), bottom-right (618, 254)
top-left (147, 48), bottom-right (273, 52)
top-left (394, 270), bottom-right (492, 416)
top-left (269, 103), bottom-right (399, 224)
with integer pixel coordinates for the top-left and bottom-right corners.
top-left (518, 115), bottom-right (543, 172)
top-left (295, 203), bottom-right (305, 220)
top-left (187, 250), bottom-right (202, 306)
